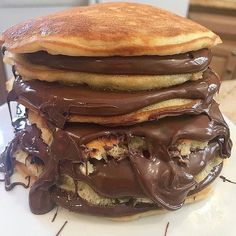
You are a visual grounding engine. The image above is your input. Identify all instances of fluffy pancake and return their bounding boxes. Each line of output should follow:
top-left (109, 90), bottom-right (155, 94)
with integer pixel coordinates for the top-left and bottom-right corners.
top-left (5, 53), bottom-right (203, 91)
top-left (1, 2), bottom-right (221, 56)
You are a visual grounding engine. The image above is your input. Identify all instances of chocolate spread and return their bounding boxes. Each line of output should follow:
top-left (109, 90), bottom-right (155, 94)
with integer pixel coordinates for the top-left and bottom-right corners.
top-left (23, 48), bottom-right (211, 75)
top-left (0, 102), bottom-right (232, 216)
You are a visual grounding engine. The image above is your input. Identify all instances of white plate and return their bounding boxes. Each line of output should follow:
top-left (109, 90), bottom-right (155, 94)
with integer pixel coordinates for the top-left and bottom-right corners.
top-left (0, 104), bottom-right (235, 236)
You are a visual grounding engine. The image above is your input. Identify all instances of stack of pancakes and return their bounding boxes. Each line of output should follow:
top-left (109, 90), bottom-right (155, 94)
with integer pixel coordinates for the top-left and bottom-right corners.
top-left (0, 3), bottom-right (232, 220)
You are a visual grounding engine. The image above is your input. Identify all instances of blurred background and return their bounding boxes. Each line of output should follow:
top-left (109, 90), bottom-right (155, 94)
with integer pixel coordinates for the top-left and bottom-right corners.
top-left (0, 0), bottom-right (236, 120)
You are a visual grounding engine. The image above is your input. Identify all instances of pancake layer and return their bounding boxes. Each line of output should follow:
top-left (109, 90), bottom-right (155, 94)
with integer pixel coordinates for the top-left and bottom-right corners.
top-left (1, 3), bottom-right (221, 56)
top-left (4, 53), bottom-right (204, 91)
top-left (8, 69), bottom-right (219, 127)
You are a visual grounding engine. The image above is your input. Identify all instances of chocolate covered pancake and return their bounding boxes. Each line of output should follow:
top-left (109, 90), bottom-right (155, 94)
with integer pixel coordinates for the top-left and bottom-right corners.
top-left (8, 69), bottom-right (220, 128)
top-left (0, 2), bottom-right (232, 220)
top-left (7, 56), bottom-right (204, 91)
top-left (0, 102), bottom-right (231, 217)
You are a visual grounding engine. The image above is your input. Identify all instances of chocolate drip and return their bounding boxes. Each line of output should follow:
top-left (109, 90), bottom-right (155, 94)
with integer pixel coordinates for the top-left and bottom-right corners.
top-left (0, 101), bottom-right (231, 216)
top-left (164, 222), bottom-right (170, 236)
top-left (189, 162), bottom-right (223, 195)
top-left (0, 124), bottom-right (32, 191)
top-left (23, 48), bottom-right (211, 75)
top-left (8, 69), bottom-right (220, 128)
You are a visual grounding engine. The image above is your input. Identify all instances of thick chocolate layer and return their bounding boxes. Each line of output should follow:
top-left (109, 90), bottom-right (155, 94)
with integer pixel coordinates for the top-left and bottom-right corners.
top-left (60, 142), bottom-right (222, 200)
top-left (0, 102), bottom-right (232, 216)
top-left (9, 69), bottom-right (220, 128)
top-left (23, 49), bottom-right (211, 75)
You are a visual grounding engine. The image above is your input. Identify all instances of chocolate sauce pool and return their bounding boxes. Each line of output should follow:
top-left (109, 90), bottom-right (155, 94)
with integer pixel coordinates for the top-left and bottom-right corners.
top-left (0, 102), bottom-right (232, 216)
top-left (23, 48), bottom-right (211, 75)
top-left (8, 69), bottom-right (220, 128)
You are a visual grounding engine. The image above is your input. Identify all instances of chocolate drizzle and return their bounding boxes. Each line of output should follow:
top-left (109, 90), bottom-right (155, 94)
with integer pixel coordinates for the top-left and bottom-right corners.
top-left (0, 101), bottom-right (232, 216)
top-left (23, 48), bottom-right (211, 75)
top-left (164, 222), bottom-right (170, 236)
top-left (8, 69), bottom-right (220, 128)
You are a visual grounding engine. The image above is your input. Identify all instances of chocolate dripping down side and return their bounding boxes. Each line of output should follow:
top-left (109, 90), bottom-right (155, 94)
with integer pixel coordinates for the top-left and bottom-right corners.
top-left (0, 101), bottom-right (232, 216)
top-left (8, 68), bottom-right (220, 128)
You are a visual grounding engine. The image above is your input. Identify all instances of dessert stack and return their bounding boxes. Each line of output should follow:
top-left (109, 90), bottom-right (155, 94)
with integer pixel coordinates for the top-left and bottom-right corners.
top-left (0, 3), bottom-right (232, 219)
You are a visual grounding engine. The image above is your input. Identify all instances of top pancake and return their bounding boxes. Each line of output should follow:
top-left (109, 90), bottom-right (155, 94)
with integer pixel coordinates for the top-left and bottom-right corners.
top-left (1, 2), bottom-right (221, 57)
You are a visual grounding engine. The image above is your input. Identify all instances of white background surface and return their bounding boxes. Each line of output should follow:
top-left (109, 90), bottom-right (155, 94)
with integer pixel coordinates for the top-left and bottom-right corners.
top-left (0, 104), bottom-right (235, 236)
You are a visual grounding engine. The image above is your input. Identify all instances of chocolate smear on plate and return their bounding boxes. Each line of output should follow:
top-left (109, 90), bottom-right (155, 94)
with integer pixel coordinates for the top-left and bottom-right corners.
top-left (55, 221), bottom-right (68, 236)
top-left (220, 175), bottom-right (236, 184)
top-left (164, 222), bottom-right (170, 236)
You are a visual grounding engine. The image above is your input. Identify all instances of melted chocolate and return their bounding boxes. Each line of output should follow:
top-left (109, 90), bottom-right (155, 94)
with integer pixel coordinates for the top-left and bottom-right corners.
top-left (8, 69), bottom-right (220, 128)
top-left (51, 206), bottom-right (59, 222)
top-left (23, 49), bottom-right (211, 75)
top-left (0, 102), bottom-right (232, 216)
top-left (0, 123), bottom-right (42, 191)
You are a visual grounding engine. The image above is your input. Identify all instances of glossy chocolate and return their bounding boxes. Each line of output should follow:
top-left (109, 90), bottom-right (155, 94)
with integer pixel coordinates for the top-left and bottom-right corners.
top-left (8, 69), bottom-right (220, 128)
top-left (23, 49), bottom-right (211, 75)
top-left (0, 102), bottom-right (232, 216)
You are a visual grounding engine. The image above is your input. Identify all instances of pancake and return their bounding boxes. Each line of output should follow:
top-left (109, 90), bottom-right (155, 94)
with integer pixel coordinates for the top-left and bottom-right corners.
top-left (7, 69), bottom-right (220, 127)
top-left (16, 48), bottom-right (212, 75)
top-left (4, 52), bottom-right (203, 91)
top-left (1, 2), bottom-right (221, 56)
top-left (14, 158), bottom-right (213, 221)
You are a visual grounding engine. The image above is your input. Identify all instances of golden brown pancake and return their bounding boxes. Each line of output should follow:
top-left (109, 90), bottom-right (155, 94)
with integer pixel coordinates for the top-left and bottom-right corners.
top-left (68, 99), bottom-right (200, 126)
top-left (1, 2), bottom-right (221, 56)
